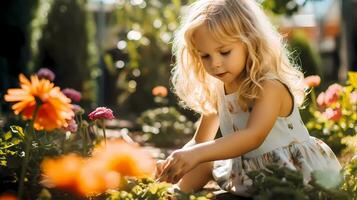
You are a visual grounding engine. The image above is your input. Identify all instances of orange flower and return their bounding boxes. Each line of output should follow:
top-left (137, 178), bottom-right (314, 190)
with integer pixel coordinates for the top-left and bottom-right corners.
top-left (92, 139), bottom-right (155, 178)
top-left (0, 193), bottom-right (17, 200)
top-left (76, 160), bottom-right (121, 196)
top-left (304, 75), bottom-right (321, 88)
top-left (152, 86), bottom-right (168, 97)
top-left (4, 74), bottom-right (74, 131)
top-left (41, 154), bottom-right (83, 189)
top-left (40, 140), bottom-right (155, 197)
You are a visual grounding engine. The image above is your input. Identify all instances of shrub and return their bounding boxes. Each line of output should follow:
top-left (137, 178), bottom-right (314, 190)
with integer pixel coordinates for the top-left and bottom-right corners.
top-left (305, 72), bottom-right (357, 155)
top-left (137, 107), bottom-right (196, 147)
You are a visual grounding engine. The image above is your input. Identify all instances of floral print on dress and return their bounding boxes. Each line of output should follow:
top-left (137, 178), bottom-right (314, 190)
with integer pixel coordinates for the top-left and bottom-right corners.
top-left (227, 101), bottom-right (234, 113)
top-left (213, 138), bottom-right (341, 196)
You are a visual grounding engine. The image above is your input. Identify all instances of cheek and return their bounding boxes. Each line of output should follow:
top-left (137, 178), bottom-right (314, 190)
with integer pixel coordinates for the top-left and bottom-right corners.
top-left (201, 60), bottom-right (212, 72)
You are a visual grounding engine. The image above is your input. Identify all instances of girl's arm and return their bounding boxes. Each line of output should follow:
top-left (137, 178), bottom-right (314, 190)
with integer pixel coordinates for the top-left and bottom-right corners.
top-left (160, 80), bottom-right (288, 183)
top-left (183, 113), bottom-right (220, 148)
top-left (156, 113), bottom-right (219, 179)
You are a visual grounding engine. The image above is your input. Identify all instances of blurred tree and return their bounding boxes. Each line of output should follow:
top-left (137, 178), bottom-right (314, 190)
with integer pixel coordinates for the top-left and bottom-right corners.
top-left (0, 0), bottom-right (38, 113)
top-left (289, 30), bottom-right (322, 77)
top-left (341, 0), bottom-right (357, 72)
top-left (102, 0), bottom-right (195, 114)
top-left (261, 0), bottom-right (308, 16)
top-left (33, 0), bottom-right (99, 110)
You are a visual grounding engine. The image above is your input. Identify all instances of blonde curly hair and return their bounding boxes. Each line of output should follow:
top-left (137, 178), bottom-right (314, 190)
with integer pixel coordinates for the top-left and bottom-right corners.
top-left (171, 0), bottom-right (305, 114)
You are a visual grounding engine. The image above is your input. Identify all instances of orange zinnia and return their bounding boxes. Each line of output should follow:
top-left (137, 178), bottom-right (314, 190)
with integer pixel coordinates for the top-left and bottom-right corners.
top-left (41, 154), bottom-right (83, 189)
top-left (92, 139), bottom-right (156, 178)
top-left (76, 159), bottom-right (121, 196)
top-left (4, 74), bottom-right (74, 131)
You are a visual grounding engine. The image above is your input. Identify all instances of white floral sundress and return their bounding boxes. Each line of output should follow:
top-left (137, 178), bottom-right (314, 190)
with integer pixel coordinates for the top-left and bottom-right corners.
top-left (212, 83), bottom-right (341, 197)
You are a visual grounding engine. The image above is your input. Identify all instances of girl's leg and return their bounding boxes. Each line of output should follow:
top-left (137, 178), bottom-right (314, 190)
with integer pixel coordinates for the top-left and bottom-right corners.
top-left (177, 161), bottom-right (213, 193)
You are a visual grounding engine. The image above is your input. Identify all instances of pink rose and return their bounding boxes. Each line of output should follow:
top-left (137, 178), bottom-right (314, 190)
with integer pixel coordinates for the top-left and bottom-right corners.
top-left (316, 92), bottom-right (326, 108)
top-left (63, 119), bottom-right (78, 132)
top-left (304, 75), bottom-right (321, 88)
top-left (324, 84), bottom-right (343, 106)
top-left (88, 107), bottom-right (115, 121)
top-left (323, 107), bottom-right (342, 122)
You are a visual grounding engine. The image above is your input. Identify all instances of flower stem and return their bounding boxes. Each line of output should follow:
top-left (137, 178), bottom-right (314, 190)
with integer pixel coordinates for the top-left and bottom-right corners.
top-left (18, 106), bottom-right (39, 199)
top-left (101, 119), bottom-right (107, 146)
top-left (79, 114), bottom-right (87, 156)
top-left (311, 88), bottom-right (318, 110)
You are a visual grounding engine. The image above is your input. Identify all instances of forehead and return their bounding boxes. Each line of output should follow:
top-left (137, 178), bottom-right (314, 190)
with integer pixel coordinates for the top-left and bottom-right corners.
top-left (192, 24), bottom-right (230, 52)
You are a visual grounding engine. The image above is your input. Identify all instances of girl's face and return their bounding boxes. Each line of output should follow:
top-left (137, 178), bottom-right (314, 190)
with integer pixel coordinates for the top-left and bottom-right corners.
top-left (193, 24), bottom-right (248, 92)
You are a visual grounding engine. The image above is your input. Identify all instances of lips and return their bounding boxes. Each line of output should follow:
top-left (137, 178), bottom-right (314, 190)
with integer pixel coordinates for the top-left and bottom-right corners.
top-left (216, 72), bottom-right (227, 78)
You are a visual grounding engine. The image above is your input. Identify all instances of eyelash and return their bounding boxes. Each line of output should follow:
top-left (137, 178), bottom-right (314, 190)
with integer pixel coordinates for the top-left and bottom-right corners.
top-left (221, 51), bottom-right (231, 56)
top-left (200, 51), bottom-right (231, 59)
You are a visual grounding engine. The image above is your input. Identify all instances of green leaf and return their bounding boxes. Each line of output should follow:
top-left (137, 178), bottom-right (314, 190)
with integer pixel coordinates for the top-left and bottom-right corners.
top-left (10, 125), bottom-right (25, 139)
top-left (3, 131), bottom-right (12, 140)
top-left (0, 160), bottom-right (7, 166)
top-left (11, 138), bottom-right (21, 145)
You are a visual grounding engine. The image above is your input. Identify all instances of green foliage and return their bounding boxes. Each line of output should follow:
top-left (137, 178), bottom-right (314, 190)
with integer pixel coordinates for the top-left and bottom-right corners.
top-left (247, 165), bottom-right (350, 200)
top-left (288, 30), bottom-right (322, 76)
top-left (137, 107), bottom-right (196, 147)
top-left (0, 126), bottom-right (24, 168)
top-left (0, 125), bottom-right (67, 198)
top-left (341, 158), bottom-right (357, 199)
top-left (106, 177), bottom-right (213, 200)
top-left (0, 111), bottom-right (94, 198)
top-left (103, 0), bottom-right (198, 112)
top-left (261, 0), bottom-right (307, 16)
top-left (341, 135), bottom-right (357, 157)
top-left (29, 0), bottom-right (54, 71)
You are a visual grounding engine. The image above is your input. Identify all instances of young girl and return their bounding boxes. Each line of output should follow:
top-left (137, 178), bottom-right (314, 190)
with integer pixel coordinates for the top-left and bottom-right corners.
top-left (157, 0), bottom-right (341, 196)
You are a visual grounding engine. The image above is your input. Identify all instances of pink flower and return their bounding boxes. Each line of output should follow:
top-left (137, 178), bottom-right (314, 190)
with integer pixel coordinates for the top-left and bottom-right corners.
top-left (316, 92), bottom-right (326, 108)
top-left (88, 107), bottom-right (114, 121)
top-left (323, 107), bottom-right (342, 122)
top-left (62, 88), bottom-right (82, 102)
top-left (324, 84), bottom-right (342, 106)
top-left (304, 75), bottom-right (321, 88)
top-left (63, 119), bottom-right (78, 132)
top-left (71, 104), bottom-right (84, 114)
top-left (37, 68), bottom-right (55, 81)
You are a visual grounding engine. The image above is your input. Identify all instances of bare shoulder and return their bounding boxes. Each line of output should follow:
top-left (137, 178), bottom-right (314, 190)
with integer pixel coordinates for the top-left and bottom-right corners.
top-left (246, 79), bottom-right (289, 142)
top-left (259, 79), bottom-right (293, 117)
top-left (259, 79), bottom-right (288, 98)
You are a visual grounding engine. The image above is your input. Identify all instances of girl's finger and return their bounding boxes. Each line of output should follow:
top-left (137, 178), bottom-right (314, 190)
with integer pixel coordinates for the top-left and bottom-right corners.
top-left (155, 160), bottom-right (166, 178)
top-left (158, 166), bottom-right (171, 182)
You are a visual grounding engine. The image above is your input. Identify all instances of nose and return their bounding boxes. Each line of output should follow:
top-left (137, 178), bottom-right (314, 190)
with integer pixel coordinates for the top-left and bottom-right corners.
top-left (211, 56), bottom-right (222, 69)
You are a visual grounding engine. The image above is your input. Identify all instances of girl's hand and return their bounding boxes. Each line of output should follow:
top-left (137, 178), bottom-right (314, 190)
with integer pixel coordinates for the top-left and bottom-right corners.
top-left (158, 148), bottom-right (200, 184)
top-left (155, 159), bottom-right (167, 179)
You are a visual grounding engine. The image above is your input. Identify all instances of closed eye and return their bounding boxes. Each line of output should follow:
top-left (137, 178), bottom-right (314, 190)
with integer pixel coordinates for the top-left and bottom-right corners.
top-left (200, 54), bottom-right (210, 59)
top-left (220, 50), bottom-right (231, 56)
